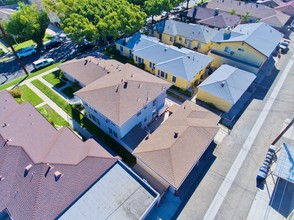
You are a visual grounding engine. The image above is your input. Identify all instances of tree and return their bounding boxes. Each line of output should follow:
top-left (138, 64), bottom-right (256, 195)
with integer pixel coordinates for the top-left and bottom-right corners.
top-left (144, 0), bottom-right (171, 22)
top-left (4, 4), bottom-right (50, 48)
top-left (42, 0), bottom-right (146, 44)
top-left (241, 12), bottom-right (251, 23)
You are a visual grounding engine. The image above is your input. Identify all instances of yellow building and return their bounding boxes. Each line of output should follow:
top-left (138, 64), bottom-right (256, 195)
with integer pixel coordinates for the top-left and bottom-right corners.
top-left (148, 20), bottom-right (218, 54)
top-left (208, 23), bottom-right (283, 74)
top-left (197, 64), bottom-right (256, 113)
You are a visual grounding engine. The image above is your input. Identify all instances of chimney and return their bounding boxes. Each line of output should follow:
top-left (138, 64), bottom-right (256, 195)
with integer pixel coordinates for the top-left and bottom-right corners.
top-left (45, 163), bottom-right (54, 177)
top-left (221, 81), bottom-right (225, 87)
top-left (214, 8), bottom-right (219, 16)
top-left (54, 171), bottom-right (63, 181)
top-left (24, 164), bottom-right (33, 177)
top-left (2, 123), bottom-right (9, 127)
top-left (223, 26), bottom-right (231, 40)
top-left (174, 132), bottom-right (179, 138)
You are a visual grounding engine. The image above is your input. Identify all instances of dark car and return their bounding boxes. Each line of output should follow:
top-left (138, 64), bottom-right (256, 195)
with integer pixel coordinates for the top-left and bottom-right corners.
top-left (44, 39), bottom-right (62, 50)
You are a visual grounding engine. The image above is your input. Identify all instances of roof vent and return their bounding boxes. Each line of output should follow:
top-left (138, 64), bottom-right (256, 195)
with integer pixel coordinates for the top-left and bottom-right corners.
top-left (138, 83), bottom-right (142, 88)
top-left (164, 48), bottom-right (167, 51)
top-left (2, 123), bottom-right (9, 128)
top-left (24, 164), bottom-right (33, 177)
top-left (137, 98), bottom-right (141, 102)
top-left (174, 132), bottom-right (179, 138)
top-left (121, 79), bottom-right (124, 82)
top-left (214, 8), bottom-right (219, 16)
top-left (84, 60), bottom-right (88, 65)
top-left (45, 163), bottom-right (54, 177)
top-left (0, 176), bottom-right (5, 181)
top-left (115, 85), bottom-right (119, 93)
top-left (54, 171), bottom-right (63, 182)
top-left (123, 81), bottom-right (128, 89)
top-left (147, 97), bottom-right (150, 101)
top-left (221, 81), bottom-right (225, 87)
top-left (131, 74), bottom-right (134, 77)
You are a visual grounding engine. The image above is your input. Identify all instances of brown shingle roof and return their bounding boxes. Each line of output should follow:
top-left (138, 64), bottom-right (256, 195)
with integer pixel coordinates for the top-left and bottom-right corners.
top-left (134, 101), bottom-right (220, 189)
top-left (58, 57), bottom-right (121, 86)
top-left (75, 63), bottom-right (172, 126)
top-left (198, 12), bottom-right (241, 28)
top-left (206, 0), bottom-right (290, 28)
top-left (0, 90), bottom-right (118, 220)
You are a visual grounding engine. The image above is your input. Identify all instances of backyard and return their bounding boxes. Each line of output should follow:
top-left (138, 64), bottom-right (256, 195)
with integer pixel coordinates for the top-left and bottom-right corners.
top-left (37, 104), bottom-right (69, 128)
top-left (43, 70), bottom-right (66, 88)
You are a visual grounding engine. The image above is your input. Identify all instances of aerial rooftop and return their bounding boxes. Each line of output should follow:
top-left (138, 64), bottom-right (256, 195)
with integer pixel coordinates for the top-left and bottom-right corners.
top-left (134, 101), bottom-right (220, 189)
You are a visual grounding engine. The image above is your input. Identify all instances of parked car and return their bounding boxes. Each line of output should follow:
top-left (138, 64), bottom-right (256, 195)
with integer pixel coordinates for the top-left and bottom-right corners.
top-left (44, 39), bottom-right (62, 50)
top-left (161, 11), bottom-right (168, 18)
top-left (32, 58), bottom-right (54, 70)
top-left (17, 46), bottom-right (37, 59)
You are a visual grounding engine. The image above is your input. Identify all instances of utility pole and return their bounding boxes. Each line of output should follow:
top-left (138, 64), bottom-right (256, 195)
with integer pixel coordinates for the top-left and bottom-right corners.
top-left (0, 23), bottom-right (29, 76)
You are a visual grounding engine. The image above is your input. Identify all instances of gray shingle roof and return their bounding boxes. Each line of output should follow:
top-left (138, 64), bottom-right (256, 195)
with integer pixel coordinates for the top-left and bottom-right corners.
top-left (150, 20), bottom-right (218, 43)
top-left (212, 22), bottom-right (283, 57)
top-left (116, 33), bottom-right (159, 51)
top-left (197, 64), bottom-right (256, 104)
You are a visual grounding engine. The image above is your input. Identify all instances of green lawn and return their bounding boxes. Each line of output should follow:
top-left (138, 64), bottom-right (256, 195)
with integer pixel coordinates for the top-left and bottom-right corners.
top-left (11, 85), bottom-right (43, 106)
top-left (12, 33), bottom-right (52, 51)
top-left (61, 84), bottom-right (82, 98)
top-left (37, 104), bottom-right (69, 127)
top-left (43, 70), bottom-right (66, 88)
top-left (0, 62), bottom-right (61, 91)
top-left (31, 79), bottom-right (136, 165)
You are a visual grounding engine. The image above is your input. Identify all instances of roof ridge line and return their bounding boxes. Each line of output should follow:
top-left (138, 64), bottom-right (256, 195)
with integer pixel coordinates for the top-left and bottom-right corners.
top-left (31, 164), bottom-right (45, 220)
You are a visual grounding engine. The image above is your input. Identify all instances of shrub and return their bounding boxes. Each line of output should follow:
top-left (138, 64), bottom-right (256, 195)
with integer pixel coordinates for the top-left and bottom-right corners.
top-left (9, 89), bottom-right (22, 98)
top-left (0, 48), bottom-right (5, 57)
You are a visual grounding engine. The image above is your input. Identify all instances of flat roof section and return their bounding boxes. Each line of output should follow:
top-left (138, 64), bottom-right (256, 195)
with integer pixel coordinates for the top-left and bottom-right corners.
top-left (59, 162), bottom-right (158, 220)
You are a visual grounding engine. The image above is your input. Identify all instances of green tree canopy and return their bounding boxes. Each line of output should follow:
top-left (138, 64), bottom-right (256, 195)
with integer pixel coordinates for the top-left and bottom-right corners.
top-left (4, 4), bottom-right (50, 48)
top-left (42, 0), bottom-right (146, 44)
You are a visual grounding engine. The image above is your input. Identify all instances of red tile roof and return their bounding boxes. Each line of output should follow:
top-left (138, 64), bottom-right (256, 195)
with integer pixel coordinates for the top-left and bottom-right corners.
top-left (0, 90), bottom-right (118, 220)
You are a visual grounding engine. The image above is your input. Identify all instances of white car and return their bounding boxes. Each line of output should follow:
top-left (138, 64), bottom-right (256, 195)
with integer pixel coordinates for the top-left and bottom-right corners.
top-left (32, 58), bottom-right (54, 70)
top-left (17, 46), bottom-right (37, 59)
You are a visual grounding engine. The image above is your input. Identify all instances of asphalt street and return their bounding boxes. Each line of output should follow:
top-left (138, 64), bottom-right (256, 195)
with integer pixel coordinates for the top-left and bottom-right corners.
top-left (0, 40), bottom-right (76, 85)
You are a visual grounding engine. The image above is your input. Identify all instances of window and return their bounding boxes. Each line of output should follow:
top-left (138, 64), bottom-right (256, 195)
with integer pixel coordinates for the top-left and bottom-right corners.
top-left (185, 39), bottom-right (187, 44)
top-left (197, 42), bottom-right (202, 49)
top-left (172, 76), bottom-right (177, 83)
top-left (238, 48), bottom-right (244, 52)
top-left (165, 72), bottom-right (168, 79)
top-left (113, 131), bottom-right (118, 138)
top-left (129, 50), bottom-right (133, 58)
top-left (149, 62), bottom-right (152, 68)
top-left (108, 128), bottom-right (113, 134)
top-left (170, 36), bottom-right (173, 42)
top-left (149, 62), bottom-right (155, 69)
top-left (105, 119), bottom-right (110, 123)
top-left (224, 46), bottom-right (232, 53)
top-left (120, 46), bottom-right (123, 52)
top-left (144, 117), bottom-right (147, 122)
top-left (160, 70), bottom-right (165, 78)
top-left (157, 69), bottom-right (160, 75)
top-left (137, 111), bottom-right (141, 117)
top-left (179, 36), bottom-right (182, 41)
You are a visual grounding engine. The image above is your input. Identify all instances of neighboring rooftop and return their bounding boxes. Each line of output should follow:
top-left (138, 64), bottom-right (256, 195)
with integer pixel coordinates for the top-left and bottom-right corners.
top-left (59, 162), bottom-right (158, 220)
top-left (74, 59), bottom-right (171, 126)
top-left (134, 101), bottom-right (220, 189)
top-left (116, 32), bottom-right (159, 51)
top-left (0, 90), bottom-right (118, 220)
top-left (181, 7), bottom-right (241, 29)
top-left (0, 8), bottom-right (15, 21)
top-left (132, 38), bottom-right (213, 81)
top-left (149, 20), bottom-right (218, 43)
top-left (197, 64), bottom-right (256, 104)
top-left (206, 0), bottom-right (290, 28)
top-left (58, 58), bottom-right (121, 86)
top-left (212, 22), bottom-right (283, 57)
top-left (275, 1), bottom-right (294, 16)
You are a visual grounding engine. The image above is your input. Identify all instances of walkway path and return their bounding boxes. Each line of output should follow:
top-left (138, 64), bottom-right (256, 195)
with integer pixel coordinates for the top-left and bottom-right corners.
top-left (203, 52), bottom-right (294, 220)
top-left (8, 67), bottom-right (93, 139)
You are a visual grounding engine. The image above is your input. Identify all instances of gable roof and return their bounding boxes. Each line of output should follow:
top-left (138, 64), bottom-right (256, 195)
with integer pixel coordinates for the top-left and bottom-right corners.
top-left (134, 101), bottom-right (220, 189)
top-left (206, 0), bottom-right (290, 28)
top-left (58, 58), bottom-right (121, 86)
top-left (275, 1), bottom-right (294, 16)
top-left (75, 62), bottom-right (171, 126)
top-left (149, 20), bottom-right (218, 43)
top-left (116, 33), bottom-right (159, 51)
top-left (0, 90), bottom-right (118, 220)
top-left (212, 22), bottom-right (283, 57)
top-left (197, 64), bottom-right (256, 104)
top-left (198, 12), bottom-right (241, 29)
